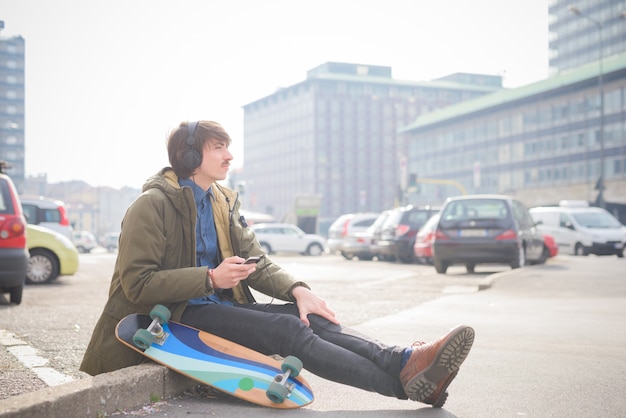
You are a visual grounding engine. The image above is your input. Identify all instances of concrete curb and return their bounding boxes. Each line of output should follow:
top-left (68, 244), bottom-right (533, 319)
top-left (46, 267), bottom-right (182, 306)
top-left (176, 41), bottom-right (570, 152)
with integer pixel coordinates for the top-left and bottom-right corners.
top-left (0, 364), bottom-right (196, 417)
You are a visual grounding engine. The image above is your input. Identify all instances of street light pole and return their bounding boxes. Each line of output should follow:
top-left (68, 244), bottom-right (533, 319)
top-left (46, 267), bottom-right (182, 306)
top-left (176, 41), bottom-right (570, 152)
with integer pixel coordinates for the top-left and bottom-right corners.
top-left (568, 5), bottom-right (605, 208)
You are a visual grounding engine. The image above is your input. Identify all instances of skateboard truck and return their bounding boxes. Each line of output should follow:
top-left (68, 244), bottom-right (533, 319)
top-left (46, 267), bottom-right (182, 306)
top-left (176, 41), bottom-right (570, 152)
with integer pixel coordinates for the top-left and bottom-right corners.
top-left (145, 316), bottom-right (168, 343)
top-left (132, 304), bottom-right (172, 350)
top-left (266, 356), bottom-right (303, 403)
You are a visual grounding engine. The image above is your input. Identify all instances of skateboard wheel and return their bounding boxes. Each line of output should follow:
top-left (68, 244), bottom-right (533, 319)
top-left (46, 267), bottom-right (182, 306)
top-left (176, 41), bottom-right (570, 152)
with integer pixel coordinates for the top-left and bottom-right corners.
top-left (282, 355), bottom-right (302, 377)
top-left (150, 304), bottom-right (171, 324)
top-left (267, 381), bottom-right (289, 403)
top-left (133, 328), bottom-right (155, 350)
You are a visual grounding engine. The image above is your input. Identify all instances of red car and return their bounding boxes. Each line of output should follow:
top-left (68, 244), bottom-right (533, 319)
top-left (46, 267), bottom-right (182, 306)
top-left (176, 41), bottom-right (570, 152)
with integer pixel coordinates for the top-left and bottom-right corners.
top-left (0, 161), bottom-right (29, 304)
top-left (413, 213), bottom-right (440, 264)
top-left (543, 233), bottom-right (559, 258)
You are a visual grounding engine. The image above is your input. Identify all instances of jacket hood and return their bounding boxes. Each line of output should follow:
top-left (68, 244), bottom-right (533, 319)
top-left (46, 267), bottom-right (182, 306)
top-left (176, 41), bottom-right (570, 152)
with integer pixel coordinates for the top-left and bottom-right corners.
top-left (142, 167), bottom-right (179, 193)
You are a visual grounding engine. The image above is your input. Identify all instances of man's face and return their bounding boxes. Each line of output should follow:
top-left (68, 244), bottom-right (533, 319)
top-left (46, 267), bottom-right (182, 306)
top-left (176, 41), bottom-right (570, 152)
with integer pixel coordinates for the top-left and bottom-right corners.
top-left (195, 138), bottom-right (232, 184)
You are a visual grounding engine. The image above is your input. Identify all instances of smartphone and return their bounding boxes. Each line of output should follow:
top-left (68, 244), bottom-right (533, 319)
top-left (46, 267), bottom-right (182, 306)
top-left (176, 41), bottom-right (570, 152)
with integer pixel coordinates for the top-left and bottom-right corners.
top-left (243, 255), bottom-right (263, 264)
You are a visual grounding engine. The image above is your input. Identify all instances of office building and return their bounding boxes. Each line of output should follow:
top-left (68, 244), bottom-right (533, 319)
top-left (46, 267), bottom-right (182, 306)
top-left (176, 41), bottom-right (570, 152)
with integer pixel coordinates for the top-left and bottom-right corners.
top-left (0, 24), bottom-right (26, 192)
top-left (241, 62), bottom-right (501, 230)
top-left (549, 0), bottom-right (626, 74)
top-left (402, 53), bottom-right (626, 221)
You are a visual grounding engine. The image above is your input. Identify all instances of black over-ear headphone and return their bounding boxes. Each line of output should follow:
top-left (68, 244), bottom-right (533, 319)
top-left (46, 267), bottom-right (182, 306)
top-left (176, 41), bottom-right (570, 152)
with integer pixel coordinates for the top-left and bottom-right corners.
top-left (183, 121), bottom-right (202, 170)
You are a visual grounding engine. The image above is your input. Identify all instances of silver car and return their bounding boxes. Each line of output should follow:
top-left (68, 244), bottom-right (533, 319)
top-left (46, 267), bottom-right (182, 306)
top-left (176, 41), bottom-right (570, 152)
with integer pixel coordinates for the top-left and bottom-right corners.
top-left (326, 213), bottom-right (380, 255)
top-left (251, 223), bottom-right (327, 256)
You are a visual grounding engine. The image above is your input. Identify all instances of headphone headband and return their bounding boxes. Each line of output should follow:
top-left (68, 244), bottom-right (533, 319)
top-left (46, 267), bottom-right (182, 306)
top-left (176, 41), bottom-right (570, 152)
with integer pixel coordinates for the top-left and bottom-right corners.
top-left (187, 121), bottom-right (198, 145)
top-left (183, 121), bottom-right (202, 170)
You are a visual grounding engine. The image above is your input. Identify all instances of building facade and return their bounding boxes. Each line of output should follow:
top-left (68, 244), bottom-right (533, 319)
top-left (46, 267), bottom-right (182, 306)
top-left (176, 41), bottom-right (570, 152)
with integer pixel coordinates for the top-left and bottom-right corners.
top-left (241, 62), bottom-right (501, 230)
top-left (549, 0), bottom-right (626, 74)
top-left (0, 27), bottom-right (26, 191)
top-left (401, 53), bottom-right (626, 221)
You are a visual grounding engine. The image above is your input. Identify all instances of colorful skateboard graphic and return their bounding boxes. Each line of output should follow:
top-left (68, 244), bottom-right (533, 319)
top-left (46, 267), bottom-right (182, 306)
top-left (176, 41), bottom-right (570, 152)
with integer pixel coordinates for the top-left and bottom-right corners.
top-left (115, 305), bottom-right (314, 409)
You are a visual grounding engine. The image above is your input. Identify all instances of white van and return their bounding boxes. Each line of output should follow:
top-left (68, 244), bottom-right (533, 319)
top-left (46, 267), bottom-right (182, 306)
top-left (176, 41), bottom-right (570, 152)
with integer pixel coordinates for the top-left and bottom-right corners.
top-left (529, 201), bottom-right (625, 257)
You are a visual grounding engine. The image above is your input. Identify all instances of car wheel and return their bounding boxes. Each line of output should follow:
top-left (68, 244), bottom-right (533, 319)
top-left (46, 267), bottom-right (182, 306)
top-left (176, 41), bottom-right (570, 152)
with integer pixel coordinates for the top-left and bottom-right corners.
top-left (340, 251), bottom-right (353, 260)
top-left (259, 242), bottom-right (272, 255)
top-left (574, 243), bottom-right (587, 256)
top-left (398, 252), bottom-right (414, 264)
top-left (511, 246), bottom-right (526, 269)
top-left (618, 246), bottom-right (625, 258)
top-left (9, 284), bottom-right (24, 304)
top-left (307, 243), bottom-right (324, 256)
top-left (538, 245), bottom-right (550, 264)
top-left (26, 249), bottom-right (60, 284)
top-left (434, 258), bottom-right (448, 274)
top-left (465, 264), bottom-right (475, 273)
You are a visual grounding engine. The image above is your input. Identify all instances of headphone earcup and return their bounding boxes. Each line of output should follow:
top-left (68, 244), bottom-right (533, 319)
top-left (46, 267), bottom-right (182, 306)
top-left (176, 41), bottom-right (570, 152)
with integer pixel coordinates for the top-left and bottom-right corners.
top-left (183, 148), bottom-right (202, 170)
top-left (183, 121), bottom-right (201, 169)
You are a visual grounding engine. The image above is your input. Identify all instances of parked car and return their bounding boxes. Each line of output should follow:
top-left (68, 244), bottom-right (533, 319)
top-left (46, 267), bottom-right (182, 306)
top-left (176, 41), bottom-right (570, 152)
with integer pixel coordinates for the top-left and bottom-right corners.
top-left (368, 210), bottom-right (393, 260)
top-left (413, 213), bottom-right (441, 265)
top-left (530, 201), bottom-right (625, 257)
top-left (377, 205), bottom-right (440, 263)
top-left (326, 213), bottom-right (380, 254)
top-left (25, 224), bottom-right (79, 284)
top-left (542, 233), bottom-right (559, 260)
top-left (0, 163), bottom-right (29, 304)
top-left (251, 223), bottom-right (327, 256)
top-left (432, 194), bottom-right (545, 274)
top-left (340, 210), bottom-right (391, 260)
top-left (19, 195), bottom-right (74, 240)
top-left (102, 231), bottom-right (120, 252)
top-left (73, 230), bottom-right (97, 253)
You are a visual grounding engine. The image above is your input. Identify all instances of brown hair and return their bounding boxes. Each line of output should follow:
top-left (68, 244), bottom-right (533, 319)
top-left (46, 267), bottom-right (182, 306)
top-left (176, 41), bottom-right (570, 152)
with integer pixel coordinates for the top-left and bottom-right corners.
top-left (167, 120), bottom-right (232, 179)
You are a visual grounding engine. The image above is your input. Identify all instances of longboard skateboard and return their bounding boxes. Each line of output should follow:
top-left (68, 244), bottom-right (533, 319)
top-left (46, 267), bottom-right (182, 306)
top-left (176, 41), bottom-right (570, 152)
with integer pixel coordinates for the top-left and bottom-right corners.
top-left (115, 304), bottom-right (314, 409)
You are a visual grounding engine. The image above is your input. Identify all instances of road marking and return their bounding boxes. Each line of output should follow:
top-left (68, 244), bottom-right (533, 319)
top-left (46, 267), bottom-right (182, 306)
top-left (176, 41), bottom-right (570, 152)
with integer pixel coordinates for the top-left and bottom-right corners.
top-left (0, 329), bottom-right (74, 387)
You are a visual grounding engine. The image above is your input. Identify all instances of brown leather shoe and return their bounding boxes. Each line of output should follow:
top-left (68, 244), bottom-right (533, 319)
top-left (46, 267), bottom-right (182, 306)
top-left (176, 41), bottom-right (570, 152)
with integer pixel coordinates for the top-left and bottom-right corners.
top-left (399, 325), bottom-right (474, 406)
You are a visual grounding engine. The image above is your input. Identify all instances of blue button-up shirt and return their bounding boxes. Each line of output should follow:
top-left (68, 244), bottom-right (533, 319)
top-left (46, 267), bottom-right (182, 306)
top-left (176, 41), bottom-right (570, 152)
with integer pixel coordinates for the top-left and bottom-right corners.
top-left (179, 178), bottom-right (231, 305)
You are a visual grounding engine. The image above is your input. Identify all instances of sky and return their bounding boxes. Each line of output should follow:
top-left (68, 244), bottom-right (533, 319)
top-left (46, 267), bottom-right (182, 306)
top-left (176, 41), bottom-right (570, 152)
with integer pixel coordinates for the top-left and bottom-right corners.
top-left (0, 0), bottom-right (549, 190)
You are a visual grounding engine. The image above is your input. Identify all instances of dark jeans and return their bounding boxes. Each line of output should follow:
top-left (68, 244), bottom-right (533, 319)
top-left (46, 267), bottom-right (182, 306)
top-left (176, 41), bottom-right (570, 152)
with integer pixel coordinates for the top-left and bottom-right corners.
top-left (182, 302), bottom-right (408, 399)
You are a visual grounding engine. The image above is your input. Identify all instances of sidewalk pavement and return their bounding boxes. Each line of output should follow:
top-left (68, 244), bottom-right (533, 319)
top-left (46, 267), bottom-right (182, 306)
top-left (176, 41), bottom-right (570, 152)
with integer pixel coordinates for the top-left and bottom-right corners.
top-left (0, 270), bottom-right (506, 417)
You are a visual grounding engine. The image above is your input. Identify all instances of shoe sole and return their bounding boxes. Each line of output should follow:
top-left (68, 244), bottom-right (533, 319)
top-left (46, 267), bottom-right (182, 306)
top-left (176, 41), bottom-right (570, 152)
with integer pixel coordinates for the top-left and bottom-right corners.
top-left (404, 325), bottom-right (475, 403)
top-left (428, 371), bottom-right (456, 408)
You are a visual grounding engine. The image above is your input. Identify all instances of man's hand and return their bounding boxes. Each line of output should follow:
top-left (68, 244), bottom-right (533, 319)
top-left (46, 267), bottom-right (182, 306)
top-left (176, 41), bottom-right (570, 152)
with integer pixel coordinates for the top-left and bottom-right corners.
top-left (211, 256), bottom-right (256, 289)
top-left (291, 286), bottom-right (339, 327)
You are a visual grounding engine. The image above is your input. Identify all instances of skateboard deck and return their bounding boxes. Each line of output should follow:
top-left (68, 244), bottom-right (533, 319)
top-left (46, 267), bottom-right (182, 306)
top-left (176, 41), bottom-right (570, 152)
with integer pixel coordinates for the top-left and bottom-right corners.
top-left (115, 308), bottom-right (314, 409)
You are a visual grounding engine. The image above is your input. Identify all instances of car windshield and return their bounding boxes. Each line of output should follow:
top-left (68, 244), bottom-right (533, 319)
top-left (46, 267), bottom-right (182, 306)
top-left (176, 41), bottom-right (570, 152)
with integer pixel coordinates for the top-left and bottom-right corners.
top-left (367, 213), bottom-right (389, 233)
top-left (422, 214), bottom-right (440, 231)
top-left (572, 212), bottom-right (622, 229)
top-left (442, 199), bottom-right (509, 221)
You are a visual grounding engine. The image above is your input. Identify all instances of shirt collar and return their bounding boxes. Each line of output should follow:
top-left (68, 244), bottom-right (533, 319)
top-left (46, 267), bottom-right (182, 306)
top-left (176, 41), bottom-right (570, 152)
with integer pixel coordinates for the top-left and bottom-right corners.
top-left (179, 178), bottom-right (213, 206)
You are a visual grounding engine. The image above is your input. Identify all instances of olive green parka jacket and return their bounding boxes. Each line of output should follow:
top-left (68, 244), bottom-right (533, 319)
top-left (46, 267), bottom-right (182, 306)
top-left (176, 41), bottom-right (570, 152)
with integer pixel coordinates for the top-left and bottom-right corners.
top-left (79, 168), bottom-right (309, 376)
